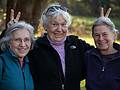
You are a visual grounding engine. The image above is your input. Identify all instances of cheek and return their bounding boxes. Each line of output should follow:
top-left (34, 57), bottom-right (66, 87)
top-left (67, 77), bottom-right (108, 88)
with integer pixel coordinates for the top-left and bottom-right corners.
top-left (93, 37), bottom-right (98, 42)
top-left (27, 42), bottom-right (32, 48)
top-left (64, 29), bottom-right (68, 33)
top-left (107, 35), bottom-right (115, 42)
top-left (9, 42), bottom-right (16, 50)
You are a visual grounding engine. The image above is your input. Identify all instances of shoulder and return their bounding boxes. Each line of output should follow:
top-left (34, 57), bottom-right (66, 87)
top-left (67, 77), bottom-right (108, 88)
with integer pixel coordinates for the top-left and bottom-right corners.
top-left (67, 35), bottom-right (87, 44)
top-left (85, 48), bottom-right (99, 59)
top-left (34, 36), bottom-right (49, 47)
top-left (67, 35), bottom-right (94, 50)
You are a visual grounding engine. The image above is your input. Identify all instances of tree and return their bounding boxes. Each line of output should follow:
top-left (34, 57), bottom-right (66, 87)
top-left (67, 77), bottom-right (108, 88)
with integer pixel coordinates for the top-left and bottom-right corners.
top-left (6, 0), bottom-right (64, 32)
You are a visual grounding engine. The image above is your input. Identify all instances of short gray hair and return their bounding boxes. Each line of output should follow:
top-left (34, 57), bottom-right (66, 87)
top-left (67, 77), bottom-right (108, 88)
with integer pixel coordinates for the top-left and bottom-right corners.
top-left (40, 3), bottom-right (71, 28)
top-left (92, 17), bottom-right (118, 34)
top-left (0, 21), bottom-right (35, 51)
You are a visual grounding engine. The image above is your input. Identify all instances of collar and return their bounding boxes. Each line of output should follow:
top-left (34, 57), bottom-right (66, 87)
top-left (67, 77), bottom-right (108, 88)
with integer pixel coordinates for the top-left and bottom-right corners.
top-left (47, 36), bottom-right (66, 46)
top-left (5, 49), bottom-right (29, 63)
top-left (91, 48), bottom-right (120, 61)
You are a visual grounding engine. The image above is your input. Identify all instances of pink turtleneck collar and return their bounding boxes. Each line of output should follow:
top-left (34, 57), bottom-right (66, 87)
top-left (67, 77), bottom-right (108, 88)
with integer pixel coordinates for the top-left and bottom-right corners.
top-left (47, 36), bottom-right (66, 46)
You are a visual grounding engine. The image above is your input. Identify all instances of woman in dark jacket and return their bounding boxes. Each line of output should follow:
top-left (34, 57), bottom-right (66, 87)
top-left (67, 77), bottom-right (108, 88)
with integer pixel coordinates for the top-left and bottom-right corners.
top-left (28, 3), bottom-right (94, 90)
top-left (29, 35), bottom-right (93, 90)
top-left (85, 16), bottom-right (120, 90)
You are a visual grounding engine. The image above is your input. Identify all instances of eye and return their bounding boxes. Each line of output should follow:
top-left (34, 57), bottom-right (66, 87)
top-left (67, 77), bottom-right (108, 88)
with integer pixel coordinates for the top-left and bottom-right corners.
top-left (14, 38), bottom-right (21, 42)
top-left (102, 33), bottom-right (108, 37)
top-left (62, 23), bottom-right (67, 26)
top-left (51, 23), bottom-right (57, 26)
top-left (94, 34), bottom-right (99, 37)
top-left (24, 38), bottom-right (31, 42)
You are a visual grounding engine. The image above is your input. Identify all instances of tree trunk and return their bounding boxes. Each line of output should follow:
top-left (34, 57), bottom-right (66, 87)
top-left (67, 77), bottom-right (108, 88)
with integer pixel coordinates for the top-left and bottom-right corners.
top-left (15, 0), bottom-right (33, 23)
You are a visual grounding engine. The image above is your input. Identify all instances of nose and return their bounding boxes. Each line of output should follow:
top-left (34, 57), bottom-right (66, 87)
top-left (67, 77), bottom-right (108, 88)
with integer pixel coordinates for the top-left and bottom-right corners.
top-left (99, 35), bottom-right (104, 41)
top-left (20, 40), bottom-right (26, 47)
top-left (57, 24), bottom-right (62, 31)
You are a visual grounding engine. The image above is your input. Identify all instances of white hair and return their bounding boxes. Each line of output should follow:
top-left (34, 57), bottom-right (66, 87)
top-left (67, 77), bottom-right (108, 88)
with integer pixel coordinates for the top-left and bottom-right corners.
top-left (40, 3), bottom-right (71, 28)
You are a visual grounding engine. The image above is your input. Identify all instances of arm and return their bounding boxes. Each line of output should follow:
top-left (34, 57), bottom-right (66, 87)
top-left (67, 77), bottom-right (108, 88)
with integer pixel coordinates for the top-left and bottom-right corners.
top-left (0, 58), bottom-right (3, 80)
top-left (0, 9), bottom-right (21, 39)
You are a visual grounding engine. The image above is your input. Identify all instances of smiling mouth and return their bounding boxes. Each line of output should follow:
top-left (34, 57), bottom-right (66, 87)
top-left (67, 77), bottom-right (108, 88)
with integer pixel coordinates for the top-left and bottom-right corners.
top-left (18, 48), bottom-right (28, 52)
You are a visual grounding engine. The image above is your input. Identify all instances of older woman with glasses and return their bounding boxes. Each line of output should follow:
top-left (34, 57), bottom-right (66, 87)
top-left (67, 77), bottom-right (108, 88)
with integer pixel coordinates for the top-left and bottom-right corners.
top-left (85, 17), bottom-right (120, 90)
top-left (0, 21), bottom-right (34, 90)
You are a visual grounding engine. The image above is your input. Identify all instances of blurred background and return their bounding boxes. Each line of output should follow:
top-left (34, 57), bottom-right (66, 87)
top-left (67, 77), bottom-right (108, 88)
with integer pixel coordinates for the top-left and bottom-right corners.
top-left (0, 0), bottom-right (120, 89)
top-left (0, 0), bottom-right (120, 37)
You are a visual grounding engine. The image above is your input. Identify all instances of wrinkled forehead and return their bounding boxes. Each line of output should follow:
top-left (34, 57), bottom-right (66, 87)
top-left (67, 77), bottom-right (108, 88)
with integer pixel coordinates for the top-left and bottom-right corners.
top-left (11, 29), bottom-right (30, 38)
top-left (48, 14), bottom-right (66, 23)
top-left (94, 24), bottom-right (112, 31)
top-left (93, 24), bottom-right (113, 34)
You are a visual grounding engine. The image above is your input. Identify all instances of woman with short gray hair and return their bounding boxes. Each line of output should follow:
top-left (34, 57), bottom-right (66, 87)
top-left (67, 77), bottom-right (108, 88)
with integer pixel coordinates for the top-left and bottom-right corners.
top-left (0, 21), bottom-right (34, 90)
top-left (28, 3), bottom-right (94, 90)
top-left (85, 17), bottom-right (120, 90)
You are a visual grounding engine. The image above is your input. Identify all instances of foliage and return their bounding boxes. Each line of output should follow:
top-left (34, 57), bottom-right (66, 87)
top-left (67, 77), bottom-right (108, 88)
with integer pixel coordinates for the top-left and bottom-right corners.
top-left (70, 16), bottom-right (120, 37)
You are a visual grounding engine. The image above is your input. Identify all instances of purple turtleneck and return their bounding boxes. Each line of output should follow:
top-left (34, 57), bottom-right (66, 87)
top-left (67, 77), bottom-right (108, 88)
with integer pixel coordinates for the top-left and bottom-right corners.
top-left (47, 36), bottom-right (66, 76)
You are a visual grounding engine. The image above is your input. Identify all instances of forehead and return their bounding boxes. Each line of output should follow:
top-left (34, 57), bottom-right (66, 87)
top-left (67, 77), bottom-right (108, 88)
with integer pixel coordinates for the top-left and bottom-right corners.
top-left (49, 15), bottom-right (66, 23)
top-left (93, 25), bottom-right (111, 33)
top-left (12, 29), bottom-right (30, 38)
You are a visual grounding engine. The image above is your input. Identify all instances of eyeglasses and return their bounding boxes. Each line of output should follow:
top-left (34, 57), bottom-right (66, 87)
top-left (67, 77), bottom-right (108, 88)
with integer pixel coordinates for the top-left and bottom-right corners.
top-left (44, 5), bottom-right (68, 15)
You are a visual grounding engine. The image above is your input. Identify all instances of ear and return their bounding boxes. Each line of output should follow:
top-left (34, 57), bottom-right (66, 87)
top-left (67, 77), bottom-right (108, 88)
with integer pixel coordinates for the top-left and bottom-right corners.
top-left (113, 31), bottom-right (118, 41)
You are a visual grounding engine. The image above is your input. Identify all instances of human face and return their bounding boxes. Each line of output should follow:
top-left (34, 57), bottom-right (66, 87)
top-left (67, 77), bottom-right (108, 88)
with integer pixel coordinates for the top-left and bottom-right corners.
top-left (46, 15), bottom-right (68, 42)
top-left (93, 25), bottom-right (115, 53)
top-left (9, 29), bottom-right (31, 60)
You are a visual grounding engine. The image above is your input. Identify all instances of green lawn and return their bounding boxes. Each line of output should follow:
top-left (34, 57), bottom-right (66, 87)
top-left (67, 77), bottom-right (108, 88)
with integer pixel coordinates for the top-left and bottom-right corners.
top-left (81, 87), bottom-right (86, 90)
top-left (81, 79), bottom-right (86, 90)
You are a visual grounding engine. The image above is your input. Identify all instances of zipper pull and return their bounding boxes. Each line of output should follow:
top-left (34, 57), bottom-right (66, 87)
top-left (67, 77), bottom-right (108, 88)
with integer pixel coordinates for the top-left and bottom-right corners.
top-left (62, 84), bottom-right (64, 90)
top-left (102, 66), bottom-right (104, 71)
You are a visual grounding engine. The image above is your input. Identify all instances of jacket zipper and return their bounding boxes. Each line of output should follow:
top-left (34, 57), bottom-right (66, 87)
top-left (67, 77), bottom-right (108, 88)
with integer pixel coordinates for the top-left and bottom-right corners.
top-left (22, 70), bottom-right (26, 90)
top-left (58, 70), bottom-right (64, 90)
top-left (102, 66), bottom-right (104, 71)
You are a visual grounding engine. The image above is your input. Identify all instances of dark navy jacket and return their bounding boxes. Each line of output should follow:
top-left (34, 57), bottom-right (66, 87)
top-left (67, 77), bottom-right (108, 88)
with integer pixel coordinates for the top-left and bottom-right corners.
top-left (85, 44), bottom-right (120, 90)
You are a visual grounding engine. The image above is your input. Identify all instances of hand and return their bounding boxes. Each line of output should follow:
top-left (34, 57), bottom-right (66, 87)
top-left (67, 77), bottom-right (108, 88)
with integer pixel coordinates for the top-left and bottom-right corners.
top-left (7, 9), bottom-right (21, 28)
top-left (100, 7), bottom-right (111, 17)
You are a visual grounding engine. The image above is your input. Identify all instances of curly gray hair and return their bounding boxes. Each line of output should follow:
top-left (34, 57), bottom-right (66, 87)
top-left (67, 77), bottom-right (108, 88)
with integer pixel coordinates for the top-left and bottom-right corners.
top-left (40, 3), bottom-right (71, 28)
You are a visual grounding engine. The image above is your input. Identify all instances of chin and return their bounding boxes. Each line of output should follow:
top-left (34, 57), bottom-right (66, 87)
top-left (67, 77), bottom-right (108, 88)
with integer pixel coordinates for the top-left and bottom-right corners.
top-left (18, 54), bottom-right (27, 58)
top-left (98, 47), bottom-right (108, 51)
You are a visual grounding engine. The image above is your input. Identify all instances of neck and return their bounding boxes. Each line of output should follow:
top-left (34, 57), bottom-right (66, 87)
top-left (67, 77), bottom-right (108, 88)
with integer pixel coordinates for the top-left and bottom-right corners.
top-left (100, 47), bottom-right (118, 55)
top-left (19, 58), bottom-right (24, 67)
top-left (47, 36), bottom-right (66, 46)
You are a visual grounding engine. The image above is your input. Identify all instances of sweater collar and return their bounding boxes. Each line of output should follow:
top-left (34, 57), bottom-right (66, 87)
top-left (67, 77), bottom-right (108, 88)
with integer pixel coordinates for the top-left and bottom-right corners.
top-left (47, 36), bottom-right (66, 46)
